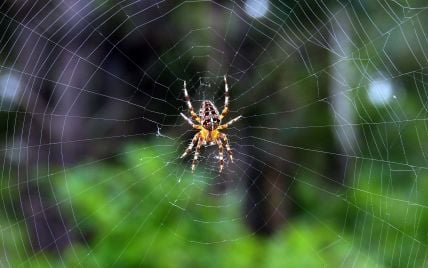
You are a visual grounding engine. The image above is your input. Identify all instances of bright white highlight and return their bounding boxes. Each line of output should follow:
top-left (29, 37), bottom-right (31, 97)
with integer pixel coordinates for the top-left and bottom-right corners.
top-left (368, 78), bottom-right (394, 105)
top-left (245, 0), bottom-right (269, 18)
top-left (0, 73), bottom-right (21, 104)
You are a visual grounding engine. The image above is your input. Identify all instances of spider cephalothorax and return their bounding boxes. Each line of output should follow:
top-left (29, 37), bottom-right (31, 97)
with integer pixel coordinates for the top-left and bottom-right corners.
top-left (180, 75), bottom-right (242, 172)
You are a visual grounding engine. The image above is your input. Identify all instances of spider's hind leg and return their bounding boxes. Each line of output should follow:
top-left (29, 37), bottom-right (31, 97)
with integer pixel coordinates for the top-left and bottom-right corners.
top-left (180, 113), bottom-right (202, 129)
top-left (218, 115), bottom-right (242, 130)
top-left (183, 80), bottom-right (201, 122)
top-left (220, 75), bottom-right (229, 120)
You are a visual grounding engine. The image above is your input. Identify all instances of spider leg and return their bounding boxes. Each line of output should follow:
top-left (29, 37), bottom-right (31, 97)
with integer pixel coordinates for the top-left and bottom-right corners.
top-left (220, 75), bottom-right (229, 120)
top-left (181, 132), bottom-right (200, 159)
top-left (183, 80), bottom-right (201, 122)
top-left (216, 138), bottom-right (224, 172)
top-left (219, 133), bottom-right (234, 162)
top-left (180, 113), bottom-right (202, 129)
top-left (218, 115), bottom-right (242, 130)
top-left (192, 136), bottom-right (203, 172)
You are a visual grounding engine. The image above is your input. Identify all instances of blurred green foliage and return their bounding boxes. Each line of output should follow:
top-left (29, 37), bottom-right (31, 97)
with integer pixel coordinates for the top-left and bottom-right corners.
top-left (8, 140), bottom-right (426, 267)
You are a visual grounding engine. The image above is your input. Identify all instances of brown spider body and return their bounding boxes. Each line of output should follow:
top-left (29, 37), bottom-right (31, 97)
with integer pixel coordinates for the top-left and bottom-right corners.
top-left (200, 100), bottom-right (220, 132)
top-left (180, 75), bottom-right (242, 172)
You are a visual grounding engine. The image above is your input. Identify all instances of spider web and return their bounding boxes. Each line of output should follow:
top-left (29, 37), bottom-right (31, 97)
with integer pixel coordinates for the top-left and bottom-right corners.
top-left (1, 0), bottom-right (428, 267)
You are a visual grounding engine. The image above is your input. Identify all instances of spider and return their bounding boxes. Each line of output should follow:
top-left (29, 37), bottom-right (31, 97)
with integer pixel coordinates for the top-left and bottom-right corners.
top-left (180, 75), bottom-right (242, 172)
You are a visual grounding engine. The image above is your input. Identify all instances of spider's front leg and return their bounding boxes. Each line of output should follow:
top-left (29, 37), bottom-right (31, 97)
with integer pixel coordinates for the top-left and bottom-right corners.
top-left (192, 136), bottom-right (203, 172)
top-left (216, 138), bottom-right (224, 172)
top-left (219, 133), bottom-right (234, 162)
top-left (181, 132), bottom-right (200, 159)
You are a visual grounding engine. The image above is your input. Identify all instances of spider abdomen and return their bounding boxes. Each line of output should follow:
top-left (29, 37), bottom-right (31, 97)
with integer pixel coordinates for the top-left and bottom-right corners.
top-left (200, 100), bottom-right (220, 131)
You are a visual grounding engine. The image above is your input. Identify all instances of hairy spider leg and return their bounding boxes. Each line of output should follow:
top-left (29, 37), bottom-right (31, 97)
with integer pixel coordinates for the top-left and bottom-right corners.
top-left (216, 138), bottom-right (224, 172)
top-left (220, 75), bottom-right (229, 120)
top-left (192, 136), bottom-right (203, 172)
top-left (183, 81), bottom-right (200, 122)
top-left (218, 115), bottom-right (242, 130)
top-left (181, 132), bottom-right (200, 159)
top-left (220, 133), bottom-right (233, 162)
top-left (180, 113), bottom-right (202, 129)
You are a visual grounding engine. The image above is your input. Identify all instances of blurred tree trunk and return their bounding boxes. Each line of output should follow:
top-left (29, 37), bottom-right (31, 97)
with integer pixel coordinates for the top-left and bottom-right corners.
top-left (206, 1), bottom-right (297, 234)
top-left (327, 8), bottom-right (355, 186)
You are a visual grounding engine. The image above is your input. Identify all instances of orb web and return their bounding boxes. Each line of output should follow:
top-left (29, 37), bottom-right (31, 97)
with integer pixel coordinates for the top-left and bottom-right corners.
top-left (0, 0), bottom-right (428, 267)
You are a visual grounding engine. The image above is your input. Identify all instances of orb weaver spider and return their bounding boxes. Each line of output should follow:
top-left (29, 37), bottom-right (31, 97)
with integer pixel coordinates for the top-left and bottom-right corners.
top-left (180, 75), bottom-right (242, 172)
